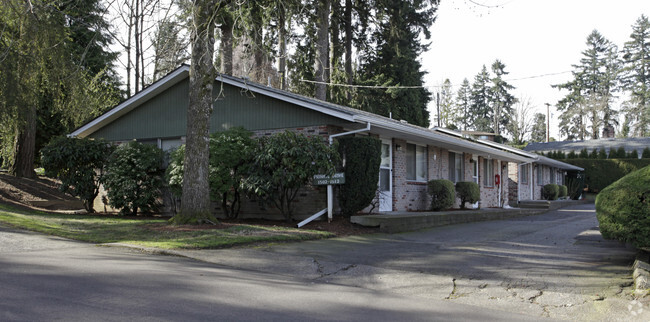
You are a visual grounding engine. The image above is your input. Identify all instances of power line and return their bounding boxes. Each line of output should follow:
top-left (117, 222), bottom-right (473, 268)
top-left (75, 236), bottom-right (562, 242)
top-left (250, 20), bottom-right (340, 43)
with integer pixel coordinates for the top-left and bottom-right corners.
top-left (299, 70), bottom-right (573, 89)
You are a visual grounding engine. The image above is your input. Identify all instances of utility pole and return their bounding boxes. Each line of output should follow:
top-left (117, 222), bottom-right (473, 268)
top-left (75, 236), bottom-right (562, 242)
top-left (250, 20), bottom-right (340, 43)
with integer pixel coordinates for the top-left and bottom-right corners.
top-left (545, 103), bottom-right (550, 142)
top-left (436, 92), bottom-right (441, 127)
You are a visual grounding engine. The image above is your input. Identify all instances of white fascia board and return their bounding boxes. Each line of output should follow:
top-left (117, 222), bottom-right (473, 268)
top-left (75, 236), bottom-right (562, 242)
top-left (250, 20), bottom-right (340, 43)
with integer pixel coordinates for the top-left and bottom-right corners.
top-left (355, 116), bottom-right (531, 163)
top-left (535, 155), bottom-right (584, 171)
top-left (216, 76), bottom-right (356, 122)
top-left (69, 66), bottom-right (190, 138)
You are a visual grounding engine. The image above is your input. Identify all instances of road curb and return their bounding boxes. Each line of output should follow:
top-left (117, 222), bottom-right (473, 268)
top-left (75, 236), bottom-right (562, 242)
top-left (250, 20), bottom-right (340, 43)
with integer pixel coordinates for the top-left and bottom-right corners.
top-left (633, 251), bottom-right (649, 296)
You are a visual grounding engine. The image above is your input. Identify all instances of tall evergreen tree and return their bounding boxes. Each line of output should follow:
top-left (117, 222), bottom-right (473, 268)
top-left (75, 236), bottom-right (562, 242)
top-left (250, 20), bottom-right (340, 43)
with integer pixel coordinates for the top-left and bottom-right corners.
top-left (554, 30), bottom-right (619, 140)
top-left (621, 15), bottom-right (650, 137)
top-left (530, 113), bottom-right (547, 143)
top-left (468, 65), bottom-right (492, 132)
top-left (454, 78), bottom-right (471, 131)
top-left (436, 79), bottom-right (455, 128)
top-left (354, 0), bottom-right (438, 127)
top-left (489, 60), bottom-right (517, 136)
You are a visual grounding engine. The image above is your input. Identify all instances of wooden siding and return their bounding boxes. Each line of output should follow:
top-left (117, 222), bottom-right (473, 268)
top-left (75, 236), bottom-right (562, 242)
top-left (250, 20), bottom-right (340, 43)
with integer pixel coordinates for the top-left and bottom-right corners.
top-left (90, 78), bottom-right (349, 141)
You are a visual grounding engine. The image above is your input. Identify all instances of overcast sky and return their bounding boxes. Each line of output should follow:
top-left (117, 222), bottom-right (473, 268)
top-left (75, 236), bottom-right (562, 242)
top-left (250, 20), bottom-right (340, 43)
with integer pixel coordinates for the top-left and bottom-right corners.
top-left (422, 0), bottom-right (650, 140)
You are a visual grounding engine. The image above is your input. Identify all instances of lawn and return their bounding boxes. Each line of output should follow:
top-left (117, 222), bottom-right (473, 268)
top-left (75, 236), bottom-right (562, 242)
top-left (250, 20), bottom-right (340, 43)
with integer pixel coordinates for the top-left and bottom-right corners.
top-left (0, 204), bottom-right (333, 249)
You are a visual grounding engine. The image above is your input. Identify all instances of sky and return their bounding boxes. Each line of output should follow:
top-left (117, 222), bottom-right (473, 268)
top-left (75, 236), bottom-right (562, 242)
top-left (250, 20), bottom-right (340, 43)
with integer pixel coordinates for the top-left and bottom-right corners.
top-left (421, 0), bottom-right (650, 140)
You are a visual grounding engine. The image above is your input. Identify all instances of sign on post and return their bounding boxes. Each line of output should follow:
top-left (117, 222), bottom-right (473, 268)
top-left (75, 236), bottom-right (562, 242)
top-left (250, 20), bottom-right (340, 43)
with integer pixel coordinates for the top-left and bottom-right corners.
top-left (313, 172), bottom-right (345, 185)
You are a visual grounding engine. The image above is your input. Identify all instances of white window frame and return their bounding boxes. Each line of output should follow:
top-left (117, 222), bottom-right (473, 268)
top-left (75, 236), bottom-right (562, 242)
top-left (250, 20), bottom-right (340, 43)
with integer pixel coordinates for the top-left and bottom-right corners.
top-left (484, 158), bottom-right (494, 187)
top-left (406, 143), bottom-right (427, 182)
top-left (520, 163), bottom-right (528, 184)
top-left (449, 152), bottom-right (464, 183)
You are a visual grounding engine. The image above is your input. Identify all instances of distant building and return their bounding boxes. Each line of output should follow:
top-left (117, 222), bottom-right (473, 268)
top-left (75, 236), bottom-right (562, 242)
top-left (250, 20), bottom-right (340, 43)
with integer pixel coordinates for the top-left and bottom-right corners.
top-left (524, 137), bottom-right (650, 157)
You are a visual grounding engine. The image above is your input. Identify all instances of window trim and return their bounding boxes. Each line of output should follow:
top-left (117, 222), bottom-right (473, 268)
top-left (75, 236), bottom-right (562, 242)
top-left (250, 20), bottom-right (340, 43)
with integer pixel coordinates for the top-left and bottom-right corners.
top-left (520, 163), bottom-right (528, 184)
top-left (406, 143), bottom-right (427, 182)
top-left (484, 158), bottom-right (494, 187)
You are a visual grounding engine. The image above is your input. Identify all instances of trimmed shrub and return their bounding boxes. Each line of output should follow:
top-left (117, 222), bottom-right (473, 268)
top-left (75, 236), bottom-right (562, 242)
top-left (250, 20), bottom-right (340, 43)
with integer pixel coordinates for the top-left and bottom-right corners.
top-left (642, 147), bottom-right (650, 158)
top-left (596, 165), bottom-right (650, 248)
top-left (627, 149), bottom-right (639, 159)
top-left (40, 137), bottom-right (114, 213)
top-left (578, 148), bottom-right (589, 158)
top-left (103, 141), bottom-right (164, 215)
top-left (337, 136), bottom-right (381, 217)
top-left (428, 179), bottom-right (455, 211)
top-left (562, 159), bottom-right (650, 193)
top-left (567, 150), bottom-right (577, 159)
top-left (455, 181), bottom-right (479, 209)
top-left (598, 148), bottom-right (608, 159)
top-left (542, 183), bottom-right (559, 200)
top-left (558, 185), bottom-right (568, 199)
top-left (589, 149), bottom-right (598, 159)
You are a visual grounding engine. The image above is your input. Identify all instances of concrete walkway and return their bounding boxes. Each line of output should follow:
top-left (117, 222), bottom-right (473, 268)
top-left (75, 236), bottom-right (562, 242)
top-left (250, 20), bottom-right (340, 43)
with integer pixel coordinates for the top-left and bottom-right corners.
top-left (351, 199), bottom-right (588, 233)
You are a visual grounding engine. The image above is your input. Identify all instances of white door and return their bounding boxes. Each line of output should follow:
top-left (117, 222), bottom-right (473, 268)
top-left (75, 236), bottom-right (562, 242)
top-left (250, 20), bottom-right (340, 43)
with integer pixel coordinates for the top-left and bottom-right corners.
top-left (379, 140), bottom-right (392, 212)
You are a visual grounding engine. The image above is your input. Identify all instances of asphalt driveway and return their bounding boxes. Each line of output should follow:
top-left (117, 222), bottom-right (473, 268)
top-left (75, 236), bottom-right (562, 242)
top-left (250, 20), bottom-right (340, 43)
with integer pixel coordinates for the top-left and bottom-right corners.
top-left (170, 203), bottom-right (648, 320)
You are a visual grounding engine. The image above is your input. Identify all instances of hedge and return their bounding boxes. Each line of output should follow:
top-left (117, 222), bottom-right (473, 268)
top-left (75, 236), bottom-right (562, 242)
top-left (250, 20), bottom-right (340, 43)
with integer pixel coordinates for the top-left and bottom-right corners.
top-left (428, 179), bottom-right (455, 211)
top-left (558, 185), bottom-right (568, 199)
top-left (337, 136), bottom-right (381, 216)
top-left (455, 181), bottom-right (480, 209)
top-left (562, 159), bottom-right (650, 193)
top-left (595, 165), bottom-right (650, 248)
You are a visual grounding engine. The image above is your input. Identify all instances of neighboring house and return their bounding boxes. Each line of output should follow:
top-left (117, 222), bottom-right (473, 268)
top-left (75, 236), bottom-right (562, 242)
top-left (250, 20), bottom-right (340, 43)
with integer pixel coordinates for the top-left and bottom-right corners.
top-left (71, 65), bottom-right (581, 218)
top-left (525, 137), bottom-right (650, 157)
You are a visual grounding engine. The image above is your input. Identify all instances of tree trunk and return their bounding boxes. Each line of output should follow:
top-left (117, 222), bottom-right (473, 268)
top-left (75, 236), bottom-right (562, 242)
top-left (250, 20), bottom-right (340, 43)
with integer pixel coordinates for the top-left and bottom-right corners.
top-left (134, 0), bottom-right (140, 93)
top-left (314, 0), bottom-right (330, 101)
top-left (278, 5), bottom-right (287, 90)
top-left (10, 105), bottom-right (36, 179)
top-left (219, 12), bottom-right (233, 75)
top-left (344, 0), bottom-right (352, 100)
top-left (172, 0), bottom-right (218, 225)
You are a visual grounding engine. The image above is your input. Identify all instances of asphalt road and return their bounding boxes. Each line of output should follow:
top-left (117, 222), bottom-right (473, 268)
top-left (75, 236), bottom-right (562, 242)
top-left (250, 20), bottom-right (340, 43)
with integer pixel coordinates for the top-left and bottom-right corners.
top-left (0, 225), bottom-right (538, 321)
top-left (172, 203), bottom-right (648, 320)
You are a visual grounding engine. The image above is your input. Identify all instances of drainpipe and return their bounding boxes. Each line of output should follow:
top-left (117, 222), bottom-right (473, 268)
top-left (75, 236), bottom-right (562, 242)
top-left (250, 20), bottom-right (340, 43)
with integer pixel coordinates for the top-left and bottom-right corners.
top-left (325, 123), bottom-right (372, 222)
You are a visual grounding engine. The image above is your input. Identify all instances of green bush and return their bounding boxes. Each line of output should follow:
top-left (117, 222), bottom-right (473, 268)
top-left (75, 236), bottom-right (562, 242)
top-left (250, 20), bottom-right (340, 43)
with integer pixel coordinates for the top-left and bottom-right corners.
top-left (579, 148), bottom-right (589, 158)
top-left (243, 131), bottom-right (338, 221)
top-left (455, 181), bottom-right (479, 209)
top-left (542, 184), bottom-right (559, 200)
top-left (558, 185), bottom-right (568, 199)
top-left (337, 136), bottom-right (381, 217)
top-left (596, 165), bottom-right (650, 248)
top-left (589, 149), bottom-right (598, 159)
top-left (598, 148), bottom-right (607, 159)
top-left (428, 179), bottom-right (455, 211)
top-left (642, 147), bottom-right (650, 158)
top-left (567, 150), bottom-right (577, 159)
top-left (165, 128), bottom-right (256, 219)
top-left (627, 149), bottom-right (639, 159)
top-left (103, 141), bottom-right (164, 215)
top-left (40, 137), bottom-right (114, 212)
top-left (563, 159), bottom-right (650, 193)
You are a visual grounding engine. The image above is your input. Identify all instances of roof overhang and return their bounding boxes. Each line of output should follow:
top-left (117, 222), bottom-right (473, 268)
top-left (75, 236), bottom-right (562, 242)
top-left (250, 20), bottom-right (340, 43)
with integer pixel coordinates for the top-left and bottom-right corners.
top-left (70, 66), bottom-right (191, 138)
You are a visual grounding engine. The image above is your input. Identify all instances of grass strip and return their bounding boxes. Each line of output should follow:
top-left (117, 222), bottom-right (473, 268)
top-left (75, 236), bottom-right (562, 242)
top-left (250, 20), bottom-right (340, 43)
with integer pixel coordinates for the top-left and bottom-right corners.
top-left (0, 204), bottom-right (333, 249)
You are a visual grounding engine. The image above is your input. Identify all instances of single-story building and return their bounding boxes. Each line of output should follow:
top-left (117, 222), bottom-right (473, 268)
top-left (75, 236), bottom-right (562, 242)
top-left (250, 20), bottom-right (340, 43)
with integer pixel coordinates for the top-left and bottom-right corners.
top-left (70, 65), bottom-right (582, 219)
top-left (525, 137), bottom-right (650, 157)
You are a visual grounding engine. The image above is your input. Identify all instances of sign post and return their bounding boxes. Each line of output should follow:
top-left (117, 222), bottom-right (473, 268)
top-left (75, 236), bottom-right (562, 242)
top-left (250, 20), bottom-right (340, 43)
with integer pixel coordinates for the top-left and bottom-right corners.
top-left (313, 173), bottom-right (345, 222)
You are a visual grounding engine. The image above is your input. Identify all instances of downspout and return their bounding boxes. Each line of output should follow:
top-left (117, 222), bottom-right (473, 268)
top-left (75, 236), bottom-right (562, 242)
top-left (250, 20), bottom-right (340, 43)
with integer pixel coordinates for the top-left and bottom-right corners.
top-left (297, 122), bottom-right (371, 228)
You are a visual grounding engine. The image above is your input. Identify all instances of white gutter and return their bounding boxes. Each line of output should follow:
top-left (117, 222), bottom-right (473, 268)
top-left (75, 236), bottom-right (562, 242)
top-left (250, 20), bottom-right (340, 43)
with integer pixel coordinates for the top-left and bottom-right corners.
top-left (297, 122), bottom-right (371, 228)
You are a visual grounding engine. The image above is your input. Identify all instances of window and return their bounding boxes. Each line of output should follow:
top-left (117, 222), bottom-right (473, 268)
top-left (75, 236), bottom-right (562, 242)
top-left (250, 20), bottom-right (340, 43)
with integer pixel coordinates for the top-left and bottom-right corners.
top-left (448, 152), bottom-right (464, 182)
top-left (406, 144), bottom-right (427, 181)
top-left (484, 159), bottom-right (494, 187)
top-left (520, 164), bottom-right (528, 184)
top-left (550, 167), bottom-right (556, 184)
top-left (537, 165), bottom-right (544, 185)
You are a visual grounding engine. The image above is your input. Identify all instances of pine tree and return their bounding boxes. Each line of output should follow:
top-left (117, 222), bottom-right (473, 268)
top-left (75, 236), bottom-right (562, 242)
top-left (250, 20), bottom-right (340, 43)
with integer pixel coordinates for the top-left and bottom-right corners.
top-left (454, 78), bottom-right (471, 131)
top-left (621, 15), bottom-right (650, 137)
top-left (469, 65), bottom-right (493, 132)
top-left (530, 113), bottom-right (546, 142)
top-left (437, 79), bottom-right (455, 128)
top-left (354, 0), bottom-right (438, 127)
top-left (554, 30), bottom-right (619, 140)
top-left (489, 60), bottom-right (517, 136)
